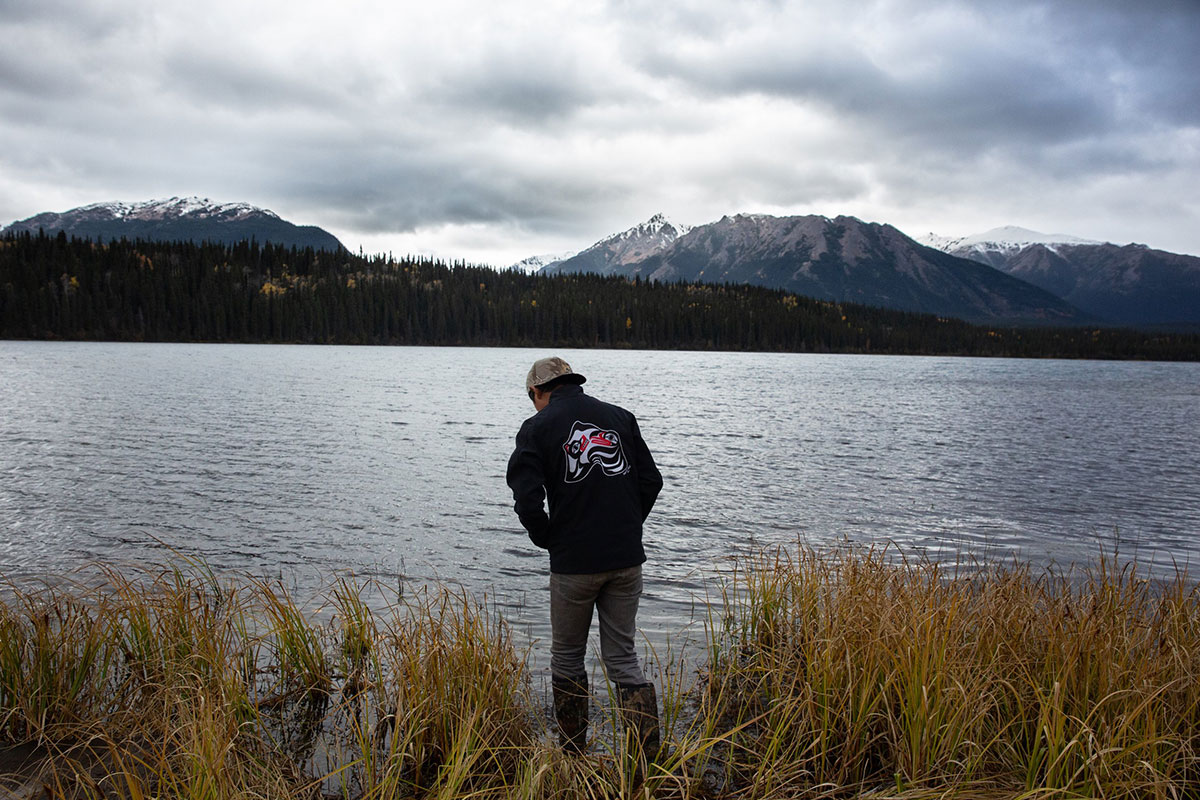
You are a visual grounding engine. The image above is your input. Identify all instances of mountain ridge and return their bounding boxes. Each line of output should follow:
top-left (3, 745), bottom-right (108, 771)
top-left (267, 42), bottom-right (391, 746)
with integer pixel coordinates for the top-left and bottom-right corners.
top-left (917, 226), bottom-right (1103, 255)
top-left (3, 196), bottom-right (345, 252)
top-left (542, 213), bottom-right (1089, 326)
top-left (543, 213), bottom-right (690, 277)
top-left (922, 227), bottom-right (1200, 327)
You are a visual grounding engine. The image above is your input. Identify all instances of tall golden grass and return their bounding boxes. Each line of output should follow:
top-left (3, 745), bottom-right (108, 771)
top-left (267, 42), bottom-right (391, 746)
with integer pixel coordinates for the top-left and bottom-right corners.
top-left (1, 546), bottom-right (1197, 799)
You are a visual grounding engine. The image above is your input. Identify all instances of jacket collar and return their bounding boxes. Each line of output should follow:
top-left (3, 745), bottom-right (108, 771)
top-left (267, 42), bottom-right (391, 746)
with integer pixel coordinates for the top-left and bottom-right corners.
top-left (549, 384), bottom-right (585, 403)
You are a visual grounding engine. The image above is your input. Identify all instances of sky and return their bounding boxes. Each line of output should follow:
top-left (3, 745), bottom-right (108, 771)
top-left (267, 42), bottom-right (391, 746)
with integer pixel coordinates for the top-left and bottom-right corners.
top-left (2, 0), bottom-right (1198, 265)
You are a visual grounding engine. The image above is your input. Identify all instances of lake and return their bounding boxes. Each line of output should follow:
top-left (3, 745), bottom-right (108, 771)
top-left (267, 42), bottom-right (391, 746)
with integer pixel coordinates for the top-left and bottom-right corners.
top-left (2, 342), bottom-right (1198, 673)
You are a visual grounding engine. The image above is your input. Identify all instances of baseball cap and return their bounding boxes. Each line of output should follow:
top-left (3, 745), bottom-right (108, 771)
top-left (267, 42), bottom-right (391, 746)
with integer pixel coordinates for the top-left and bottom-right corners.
top-left (525, 356), bottom-right (587, 391)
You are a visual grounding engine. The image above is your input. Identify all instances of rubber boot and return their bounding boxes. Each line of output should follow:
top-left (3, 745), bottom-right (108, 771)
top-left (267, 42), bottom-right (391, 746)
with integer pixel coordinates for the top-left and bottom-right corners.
top-left (617, 682), bottom-right (661, 764)
top-left (552, 674), bottom-right (589, 754)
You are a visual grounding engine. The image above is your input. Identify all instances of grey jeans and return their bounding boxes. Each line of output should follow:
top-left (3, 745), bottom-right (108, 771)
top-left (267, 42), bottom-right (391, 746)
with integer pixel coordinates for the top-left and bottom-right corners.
top-left (550, 565), bottom-right (646, 686)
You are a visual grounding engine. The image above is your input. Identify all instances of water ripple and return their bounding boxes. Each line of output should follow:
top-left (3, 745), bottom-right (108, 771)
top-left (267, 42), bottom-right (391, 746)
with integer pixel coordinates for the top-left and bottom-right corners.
top-left (1, 343), bottom-right (1198, 664)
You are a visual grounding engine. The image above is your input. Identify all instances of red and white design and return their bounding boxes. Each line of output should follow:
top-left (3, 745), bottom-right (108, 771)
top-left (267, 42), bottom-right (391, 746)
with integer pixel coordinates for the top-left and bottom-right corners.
top-left (562, 420), bottom-right (629, 483)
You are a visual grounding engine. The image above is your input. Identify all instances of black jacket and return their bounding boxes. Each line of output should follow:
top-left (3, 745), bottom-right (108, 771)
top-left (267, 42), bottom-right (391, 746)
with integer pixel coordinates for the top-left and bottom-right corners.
top-left (506, 384), bottom-right (663, 574)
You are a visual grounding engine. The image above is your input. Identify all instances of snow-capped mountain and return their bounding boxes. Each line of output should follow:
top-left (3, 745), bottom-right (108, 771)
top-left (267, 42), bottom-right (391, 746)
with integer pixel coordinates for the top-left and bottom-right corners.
top-left (506, 251), bottom-right (577, 273)
top-left (551, 213), bottom-right (1087, 325)
top-left (918, 225), bottom-right (1102, 255)
top-left (919, 225), bottom-right (1200, 327)
top-left (3, 196), bottom-right (344, 251)
top-left (918, 226), bottom-right (1103, 271)
top-left (600, 212), bottom-right (693, 246)
top-left (73, 196), bottom-right (281, 222)
top-left (542, 213), bottom-right (691, 276)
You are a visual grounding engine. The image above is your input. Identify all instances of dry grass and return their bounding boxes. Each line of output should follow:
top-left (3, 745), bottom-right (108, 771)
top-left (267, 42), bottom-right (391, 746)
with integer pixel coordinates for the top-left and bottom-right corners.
top-left (696, 547), bottom-right (1200, 798)
top-left (1, 545), bottom-right (1198, 799)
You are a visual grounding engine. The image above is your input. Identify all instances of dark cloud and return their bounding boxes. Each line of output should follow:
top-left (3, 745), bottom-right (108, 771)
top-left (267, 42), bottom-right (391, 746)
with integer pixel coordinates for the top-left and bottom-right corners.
top-left (445, 75), bottom-right (589, 124)
top-left (638, 13), bottom-right (1116, 159)
top-left (1, 0), bottom-right (139, 37)
top-left (0, 43), bottom-right (79, 99)
top-left (1, 0), bottom-right (1198, 260)
top-left (261, 131), bottom-right (636, 237)
top-left (159, 51), bottom-right (348, 113)
top-left (425, 47), bottom-right (612, 126)
top-left (1049, 1), bottom-right (1200, 125)
top-left (0, 11), bottom-right (137, 102)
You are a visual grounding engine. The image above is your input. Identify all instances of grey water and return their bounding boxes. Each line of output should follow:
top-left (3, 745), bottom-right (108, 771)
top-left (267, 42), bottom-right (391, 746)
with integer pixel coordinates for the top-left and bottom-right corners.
top-left (2, 341), bottom-right (1199, 674)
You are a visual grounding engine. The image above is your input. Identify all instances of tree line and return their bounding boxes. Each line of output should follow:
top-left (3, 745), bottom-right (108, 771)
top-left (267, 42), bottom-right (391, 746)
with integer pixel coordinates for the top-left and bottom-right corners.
top-left (2, 230), bottom-right (1197, 360)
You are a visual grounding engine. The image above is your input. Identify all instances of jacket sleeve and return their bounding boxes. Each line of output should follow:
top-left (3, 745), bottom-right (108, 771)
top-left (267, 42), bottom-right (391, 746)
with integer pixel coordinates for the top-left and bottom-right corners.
top-left (506, 418), bottom-right (551, 548)
top-left (629, 415), bottom-right (663, 521)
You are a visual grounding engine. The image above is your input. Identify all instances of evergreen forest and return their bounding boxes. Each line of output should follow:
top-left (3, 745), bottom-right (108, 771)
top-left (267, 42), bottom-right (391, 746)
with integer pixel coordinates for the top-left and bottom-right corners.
top-left (2, 231), bottom-right (1197, 360)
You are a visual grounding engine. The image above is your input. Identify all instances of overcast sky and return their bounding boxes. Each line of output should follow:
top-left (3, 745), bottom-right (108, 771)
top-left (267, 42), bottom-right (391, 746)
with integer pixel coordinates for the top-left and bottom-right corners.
top-left (2, 0), bottom-right (1198, 264)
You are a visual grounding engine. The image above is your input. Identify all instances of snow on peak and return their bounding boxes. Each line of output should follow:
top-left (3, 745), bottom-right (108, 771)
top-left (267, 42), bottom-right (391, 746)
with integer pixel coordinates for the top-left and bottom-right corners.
top-left (919, 225), bottom-right (1103, 254)
top-left (507, 251), bottom-right (576, 273)
top-left (723, 212), bottom-right (775, 224)
top-left (643, 212), bottom-right (691, 236)
top-left (601, 213), bottom-right (691, 245)
top-left (76, 196), bottom-right (279, 221)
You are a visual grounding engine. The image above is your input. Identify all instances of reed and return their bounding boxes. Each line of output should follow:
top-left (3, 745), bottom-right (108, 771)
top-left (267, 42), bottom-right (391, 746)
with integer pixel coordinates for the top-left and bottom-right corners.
top-left (327, 583), bottom-right (536, 798)
top-left (698, 546), bottom-right (1200, 798)
top-left (1, 545), bottom-right (1197, 799)
top-left (0, 584), bottom-right (118, 741)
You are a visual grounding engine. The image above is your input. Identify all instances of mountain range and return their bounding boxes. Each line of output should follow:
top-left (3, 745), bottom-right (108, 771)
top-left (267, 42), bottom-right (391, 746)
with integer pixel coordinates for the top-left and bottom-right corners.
top-left (536, 214), bottom-right (1084, 326)
top-left (525, 217), bottom-right (1200, 329)
top-left (2, 197), bottom-right (345, 252)
top-left (7, 198), bottom-right (1197, 329)
top-left (917, 227), bottom-right (1200, 329)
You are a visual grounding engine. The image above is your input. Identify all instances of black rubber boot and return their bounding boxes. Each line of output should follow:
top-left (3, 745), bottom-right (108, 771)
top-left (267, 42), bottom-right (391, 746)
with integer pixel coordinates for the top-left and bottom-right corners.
top-left (617, 681), bottom-right (661, 764)
top-left (552, 674), bottom-right (589, 754)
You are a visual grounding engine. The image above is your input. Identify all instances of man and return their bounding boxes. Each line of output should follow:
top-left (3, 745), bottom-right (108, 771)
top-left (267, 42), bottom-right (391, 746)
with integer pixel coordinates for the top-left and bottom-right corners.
top-left (506, 356), bottom-right (664, 757)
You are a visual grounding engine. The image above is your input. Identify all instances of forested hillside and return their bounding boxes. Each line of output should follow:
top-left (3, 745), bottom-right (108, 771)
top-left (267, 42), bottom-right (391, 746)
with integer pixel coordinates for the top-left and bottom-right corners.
top-left (2, 232), bottom-right (1196, 360)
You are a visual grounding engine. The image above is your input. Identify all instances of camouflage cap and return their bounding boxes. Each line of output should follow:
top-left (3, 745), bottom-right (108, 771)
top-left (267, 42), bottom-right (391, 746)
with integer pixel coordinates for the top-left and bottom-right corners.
top-left (526, 356), bottom-right (587, 391)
